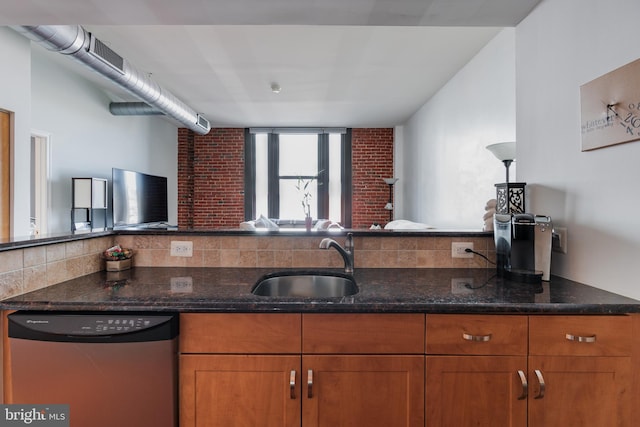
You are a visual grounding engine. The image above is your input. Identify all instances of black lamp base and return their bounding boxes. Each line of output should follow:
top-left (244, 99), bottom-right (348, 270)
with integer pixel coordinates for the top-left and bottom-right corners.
top-left (495, 182), bottom-right (526, 214)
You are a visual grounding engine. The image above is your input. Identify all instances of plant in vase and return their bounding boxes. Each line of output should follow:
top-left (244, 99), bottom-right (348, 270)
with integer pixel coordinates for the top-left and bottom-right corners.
top-left (296, 176), bottom-right (315, 231)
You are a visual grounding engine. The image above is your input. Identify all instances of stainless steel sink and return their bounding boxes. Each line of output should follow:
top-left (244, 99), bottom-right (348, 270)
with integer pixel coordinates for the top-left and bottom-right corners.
top-left (251, 272), bottom-right (358, 298)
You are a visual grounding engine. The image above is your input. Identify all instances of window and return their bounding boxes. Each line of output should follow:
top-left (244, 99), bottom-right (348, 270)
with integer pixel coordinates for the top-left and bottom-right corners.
top-left (245, 128), bottom-right (352, 227)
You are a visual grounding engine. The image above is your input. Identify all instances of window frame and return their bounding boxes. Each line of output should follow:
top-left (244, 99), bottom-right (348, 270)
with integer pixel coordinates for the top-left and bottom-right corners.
top-left (244, 128), bottom-right (352, 227)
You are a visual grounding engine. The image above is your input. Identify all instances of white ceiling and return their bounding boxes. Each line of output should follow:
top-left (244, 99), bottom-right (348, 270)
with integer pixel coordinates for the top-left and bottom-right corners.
top-left (2, 0), bottom-right (542, 128)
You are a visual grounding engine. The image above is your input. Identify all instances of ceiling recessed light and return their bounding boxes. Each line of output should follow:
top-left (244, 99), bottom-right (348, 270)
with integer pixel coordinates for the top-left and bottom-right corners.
top-left (270, 83), bottom-right (281, 94)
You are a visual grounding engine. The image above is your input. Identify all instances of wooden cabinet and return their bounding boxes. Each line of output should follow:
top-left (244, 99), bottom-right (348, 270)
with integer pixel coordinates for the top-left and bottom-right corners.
top-left (528, 316), bottom-right (631, 427)
top-left (180, 314), bottom-right (301, 427)
top-left (426, 315), bottom-right (528, 427)
top-left (180, 313), bottom-right (425, 427)
top-left (302, 355), bottom-right (424, 427)
top-left (426, 314), bottom-right (632, 427)
top-left (181, 355), bottom-right (301, 427)
top-left (302, 314), bottom-right (425, 427)
top-left (180, 312), bottom-right (634, 427)
top-left (427, 356), bottom-right (527, 426)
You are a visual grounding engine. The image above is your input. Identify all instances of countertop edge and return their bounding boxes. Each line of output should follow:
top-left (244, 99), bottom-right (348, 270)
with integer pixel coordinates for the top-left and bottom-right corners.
top-left (3, 301), bottom-right (639, 315)
top-left (3, 267), bottom-right (639, 315)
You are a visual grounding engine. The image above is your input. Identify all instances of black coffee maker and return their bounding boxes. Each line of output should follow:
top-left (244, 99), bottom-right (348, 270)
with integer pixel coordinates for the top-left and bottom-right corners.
top-left (494, 213), bottom-right (545, 283)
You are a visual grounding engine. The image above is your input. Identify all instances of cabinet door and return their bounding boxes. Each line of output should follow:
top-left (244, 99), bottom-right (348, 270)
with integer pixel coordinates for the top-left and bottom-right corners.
top-left (180, 355), bottom-right (301, 427)
top-left (528, 356), bottom-right (631, 427)
top-left (426, 356), bottom-right (527, 427)
top-left (302, 355), bottom-right (424, 427)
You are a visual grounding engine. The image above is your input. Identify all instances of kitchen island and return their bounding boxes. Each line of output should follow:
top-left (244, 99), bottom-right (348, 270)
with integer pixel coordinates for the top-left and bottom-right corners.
top-left (2, 228), bottom-right (640, 427)
top-left (2, 267), bottom-right (640, 427)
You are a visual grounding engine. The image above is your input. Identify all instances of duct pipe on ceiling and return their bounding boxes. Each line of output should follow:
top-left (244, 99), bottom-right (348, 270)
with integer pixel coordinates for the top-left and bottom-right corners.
top-left (12, 25), bottom-right (211, 135)
top-left (109, 102), bottom-right (163, 116)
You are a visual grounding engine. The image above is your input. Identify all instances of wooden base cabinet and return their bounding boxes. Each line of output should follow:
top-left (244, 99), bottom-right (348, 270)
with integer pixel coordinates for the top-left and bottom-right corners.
top-left (527, 356), bottom-right (630, 427)
top-left (180, 355), bottom-right (301, 427)
top-left (426, 356), bottom-right (527, 427)
top-left (303, 355), bottom-right (424, 427)
top-left (180, 313), bottom-right (635, 427)
top-left (528, 315), bottom-right (632, 427)
top-left (180, 313), bottom-right (425, 427)
top-left (426, 314), bottom-right (633, 427)
top-left (426, 315), bottom-right (528, 427)
top-left (180, 354), bottom-right (424, 427)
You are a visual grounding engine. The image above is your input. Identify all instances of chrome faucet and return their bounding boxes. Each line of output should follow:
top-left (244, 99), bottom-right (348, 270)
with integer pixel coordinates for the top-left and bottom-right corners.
top-left (319, 233), bottom-right (354, 273)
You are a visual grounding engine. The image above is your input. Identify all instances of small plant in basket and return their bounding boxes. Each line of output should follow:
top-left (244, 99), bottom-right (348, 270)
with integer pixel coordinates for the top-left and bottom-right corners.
top-left (102, 244), bottom-right (133, 261)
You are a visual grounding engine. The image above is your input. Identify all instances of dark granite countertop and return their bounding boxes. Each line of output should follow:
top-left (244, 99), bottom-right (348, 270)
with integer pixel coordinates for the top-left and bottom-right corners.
top-left (2, 267), bottom-right (639, 314)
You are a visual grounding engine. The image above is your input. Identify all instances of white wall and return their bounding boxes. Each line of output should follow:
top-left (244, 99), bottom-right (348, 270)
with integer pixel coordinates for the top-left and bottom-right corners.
top-left (1, 28), bottom-right (179, 237)
top-left (517, 0), bottom-right (640, 299)
top-left (396, 28), bottom-right (516, 229)
top-left (0, 28), bottom-right (31, 238)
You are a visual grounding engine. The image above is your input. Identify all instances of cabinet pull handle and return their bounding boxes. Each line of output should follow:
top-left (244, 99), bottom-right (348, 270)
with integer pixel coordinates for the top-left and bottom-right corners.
top-left (290, 370), bottom-right (296, 399)
top-left (307, 369), bottom-right (314, 399)
top-left (565, 333), bottom-right (596, 343)
top-left (534, 369), bottom-right (546, 399)
top-left (517, 370), bottom-right (528, 400)
top-left (462, 332), bottom-right (492, 342)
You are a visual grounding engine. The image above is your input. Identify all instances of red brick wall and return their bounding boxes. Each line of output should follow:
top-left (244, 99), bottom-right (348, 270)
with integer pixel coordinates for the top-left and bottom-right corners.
top-left (178, 128), bottom-right (245, 228)
top-left (177, 128), bottom-right (394, 229)
top-left (351, 128), bottom-right (395, 228)
top-left (177, 128), bottom-right (195, 228)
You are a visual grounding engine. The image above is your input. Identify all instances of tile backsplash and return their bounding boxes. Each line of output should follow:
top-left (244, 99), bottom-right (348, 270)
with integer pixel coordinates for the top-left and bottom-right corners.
top-left (116, 234), bottom-right (495, 269)
top-left (0, 233), bottom-right (495, 300)
top-left (0, 236), bottom-right (114, 300)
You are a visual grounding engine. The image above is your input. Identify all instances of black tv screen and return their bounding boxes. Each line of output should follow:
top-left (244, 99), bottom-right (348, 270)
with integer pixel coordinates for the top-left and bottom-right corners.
top-left (112, 168), bottom-right (168, 227)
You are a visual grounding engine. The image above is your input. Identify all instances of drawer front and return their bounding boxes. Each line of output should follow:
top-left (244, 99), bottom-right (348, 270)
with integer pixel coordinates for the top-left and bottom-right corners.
top-left (180, 313), bottom-right (301, 354)
top-left (426, 314), bottom-right (527, 355)
top-left (529, 315), bottom-right (631, 356)
top-left (302, 313), bottom-right (425, 354)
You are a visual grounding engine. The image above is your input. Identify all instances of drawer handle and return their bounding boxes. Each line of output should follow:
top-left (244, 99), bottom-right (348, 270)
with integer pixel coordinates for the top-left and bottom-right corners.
top-left (517, 370), bottom-right (528, 400)
top-left (307, 369), bottom-right (314, 399)
top-left (290, 370), bottom-right (296, 399)
top-left (462, 332), bottom-right (492, 342)
top-left (534, 369), bottom-right (546, 399)
top-left (565, 333), bottom-right (596, 343)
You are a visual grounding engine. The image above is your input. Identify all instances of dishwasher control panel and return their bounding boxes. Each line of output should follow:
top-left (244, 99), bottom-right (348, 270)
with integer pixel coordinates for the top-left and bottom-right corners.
top-left (88, 317), bottom-right (156, 334)
top-left (8, 312), bottom-right (178, 342)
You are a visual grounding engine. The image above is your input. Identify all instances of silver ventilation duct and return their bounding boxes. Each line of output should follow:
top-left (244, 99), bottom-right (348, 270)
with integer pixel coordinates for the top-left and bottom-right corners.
top-left (12, 25), bottom-right (211, 135)
top-left (109, 102), bottom-right (163, 116)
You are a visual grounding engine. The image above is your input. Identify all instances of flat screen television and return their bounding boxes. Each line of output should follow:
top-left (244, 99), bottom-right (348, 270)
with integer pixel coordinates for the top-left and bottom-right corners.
top-left (112, 168), bottom-right (168, 228)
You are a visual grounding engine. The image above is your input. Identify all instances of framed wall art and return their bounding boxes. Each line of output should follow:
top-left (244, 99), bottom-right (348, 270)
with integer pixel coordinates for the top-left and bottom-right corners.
top-left (580, 57), bottom-right (640, 151)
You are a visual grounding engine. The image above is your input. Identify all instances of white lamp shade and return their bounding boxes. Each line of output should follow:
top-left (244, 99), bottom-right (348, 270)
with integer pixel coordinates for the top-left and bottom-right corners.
top-left (486, 141), bottom-right (516, 161)
top-left (383, 178), bottom-right (398, 185)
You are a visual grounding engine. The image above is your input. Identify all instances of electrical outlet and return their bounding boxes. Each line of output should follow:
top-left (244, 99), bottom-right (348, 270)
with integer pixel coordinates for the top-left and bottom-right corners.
top-left (451, 242), bottom-right (474, 258)
top-left (552, 227), bottom-right (568, 254)
top-left (170, 241), bottom-right (193, 257)
top-left (170, 276), bottom-right (193, 293)
top-left (451, 278), bottom-right (474, 294)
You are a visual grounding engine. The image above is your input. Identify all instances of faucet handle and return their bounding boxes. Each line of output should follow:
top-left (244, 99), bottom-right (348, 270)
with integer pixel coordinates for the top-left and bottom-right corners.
top-left (345, 233), bottom-right (354, 251)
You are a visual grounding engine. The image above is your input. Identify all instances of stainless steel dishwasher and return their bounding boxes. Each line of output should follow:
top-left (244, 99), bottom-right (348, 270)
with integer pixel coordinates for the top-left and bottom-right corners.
top-left (8, 311), bottom-right (179, 427)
